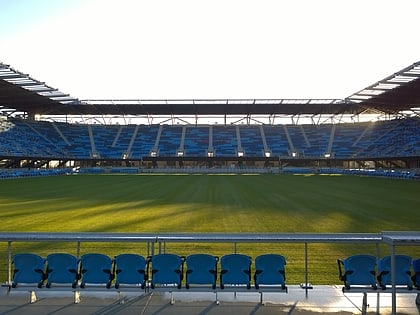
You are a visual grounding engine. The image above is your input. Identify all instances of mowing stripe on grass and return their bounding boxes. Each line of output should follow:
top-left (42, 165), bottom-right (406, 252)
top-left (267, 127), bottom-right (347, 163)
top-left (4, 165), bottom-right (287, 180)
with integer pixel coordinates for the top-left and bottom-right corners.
top-left (0, 174), bottom-right (419, 284)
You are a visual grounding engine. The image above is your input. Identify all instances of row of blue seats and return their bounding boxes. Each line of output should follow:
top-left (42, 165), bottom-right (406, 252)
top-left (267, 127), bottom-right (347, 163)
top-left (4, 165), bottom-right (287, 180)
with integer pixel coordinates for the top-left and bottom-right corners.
top-left (11, 253), bottom-right (287, 291)
top-left (337, 254), bottom-right (420, 291)
top-left (3, 117), bottom-right (419, 159)
top-left (319, 168), bottom-right (420, 180)
top-left (0, 168), bottom-right (72, 179)
top-left (12, 252), bottom-right (420, 293)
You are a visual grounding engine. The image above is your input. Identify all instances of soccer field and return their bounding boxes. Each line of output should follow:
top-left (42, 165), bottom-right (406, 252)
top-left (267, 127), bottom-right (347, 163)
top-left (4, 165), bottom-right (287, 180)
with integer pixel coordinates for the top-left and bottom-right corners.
top-left (0, 173), bottom-right (419, 284)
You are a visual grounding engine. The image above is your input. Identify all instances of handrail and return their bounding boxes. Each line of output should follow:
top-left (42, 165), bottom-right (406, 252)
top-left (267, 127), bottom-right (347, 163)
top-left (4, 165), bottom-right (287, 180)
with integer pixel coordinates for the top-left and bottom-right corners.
top-left (0, 232), bottom-right (383, 243)
top-left (0, 232), bottom-right (159, 243)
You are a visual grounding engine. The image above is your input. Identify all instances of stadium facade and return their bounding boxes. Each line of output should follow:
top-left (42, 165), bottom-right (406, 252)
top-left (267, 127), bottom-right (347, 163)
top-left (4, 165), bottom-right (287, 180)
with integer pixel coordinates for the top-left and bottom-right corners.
top-left (0, 62), bottom-right (419, 172)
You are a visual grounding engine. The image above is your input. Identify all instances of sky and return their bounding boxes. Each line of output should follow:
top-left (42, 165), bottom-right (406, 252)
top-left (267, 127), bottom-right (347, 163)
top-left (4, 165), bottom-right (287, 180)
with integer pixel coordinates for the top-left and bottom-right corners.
top-left (1, 0), bottom-right (420, 101)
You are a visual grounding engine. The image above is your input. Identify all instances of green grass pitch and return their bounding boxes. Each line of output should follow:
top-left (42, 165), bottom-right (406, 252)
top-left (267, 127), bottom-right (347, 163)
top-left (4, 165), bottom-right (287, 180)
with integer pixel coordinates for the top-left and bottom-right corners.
top-left (0, 173), bottom-right (419, 284)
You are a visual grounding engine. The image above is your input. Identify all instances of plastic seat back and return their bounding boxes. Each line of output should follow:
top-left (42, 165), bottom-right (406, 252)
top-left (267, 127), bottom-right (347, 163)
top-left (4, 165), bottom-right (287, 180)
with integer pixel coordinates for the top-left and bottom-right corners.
top-left (12, 253), bottom-right (45, 288)
top-left (254, 254), bottom-right (286, 289)
top-left (185, 254), bottom-right (218, 289)
top-left (220, 254), bottom-right (251, 289)
top-left (46, 253), bottom-right (79, 288)
top-left (114, 254), bottom-right (146, 289)
top-left (150, 254), bottom-right (184, 289)
top-left (339, 254), bottom-right (377, 289)
top-left (377, 255), bottom-right (412, 289)
top-left (412, 258), bottom-right (420, 289)
top-left (80, 253), bottom-right (113, 288)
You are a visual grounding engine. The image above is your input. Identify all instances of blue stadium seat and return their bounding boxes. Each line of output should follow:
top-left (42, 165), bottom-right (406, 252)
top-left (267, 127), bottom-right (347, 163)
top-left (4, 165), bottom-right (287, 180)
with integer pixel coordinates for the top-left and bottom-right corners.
top-left (12, 253), bottom-right (45, 288)
top-left (185, 254), bottom-right (218, 289)
top-left (113, 254), bottom-right (147, 289)
top-left (220, 254), bottom-right (252, 289)
top-left (1, 117), bottom-right (418, 161)
top-left (412, 258), bottom-right (420, 289)
top-left (289, 125), bottom-right (312, 157)
top-left (254, 254), bottom-right (286, 290)
top-left (337, 254), bottom-right (377, 290)
top-left (183, 126), bottom-right (209, 157)
top-left (79, 253), bottom-right (113, 288)
top-left (131, 125), bottom-right (159, 159)
top-left (240, 126), bottom-right (265, 157)
top-left (213, 126), bottom-right (237, 157)
top-left (149, 254), bottom-right (184, 289)
top-left (377, 255), bottom-right (412, 290)
top-left (158, 126), bottom-right (183, 157)
top-left (45, 253), bottom-right (79, 288)
top-left (263, 125), bottom-right (290, 157)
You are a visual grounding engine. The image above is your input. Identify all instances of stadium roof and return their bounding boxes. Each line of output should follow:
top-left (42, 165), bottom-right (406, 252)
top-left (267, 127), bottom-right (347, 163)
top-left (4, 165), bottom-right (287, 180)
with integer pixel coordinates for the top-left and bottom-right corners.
top-left (1, 61), bottom-right (419, 117)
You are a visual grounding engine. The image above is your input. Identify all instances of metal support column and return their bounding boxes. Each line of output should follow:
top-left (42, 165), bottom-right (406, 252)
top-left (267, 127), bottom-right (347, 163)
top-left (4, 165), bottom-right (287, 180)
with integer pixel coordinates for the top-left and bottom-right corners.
top-left (76, 241), bottom-right (81, 259)
top-left (7, 241), bottom-right (12, 286)
top-left (390, 243), bottom-right (397, 315)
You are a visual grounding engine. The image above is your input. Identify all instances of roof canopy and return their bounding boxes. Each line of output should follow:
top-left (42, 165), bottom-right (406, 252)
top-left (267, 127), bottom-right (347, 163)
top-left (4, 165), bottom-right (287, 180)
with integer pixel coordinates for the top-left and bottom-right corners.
top-left (347, 62), bottom-right (420, 112)
top-left (1, 62), bottom-right (419, 117)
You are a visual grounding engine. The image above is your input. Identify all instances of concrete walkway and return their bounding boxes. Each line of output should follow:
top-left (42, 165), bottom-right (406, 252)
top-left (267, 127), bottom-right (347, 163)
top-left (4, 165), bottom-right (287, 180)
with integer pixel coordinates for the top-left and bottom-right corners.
top-left (1, 285), bottom-right (419, 315)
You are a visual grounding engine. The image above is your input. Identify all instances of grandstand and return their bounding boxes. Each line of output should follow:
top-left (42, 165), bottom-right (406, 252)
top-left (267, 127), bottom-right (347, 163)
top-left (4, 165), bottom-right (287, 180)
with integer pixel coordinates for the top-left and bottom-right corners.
top-left (0, 61), bottom-right (419, 174)
top-left (1, 61), bottom-right (420, 314)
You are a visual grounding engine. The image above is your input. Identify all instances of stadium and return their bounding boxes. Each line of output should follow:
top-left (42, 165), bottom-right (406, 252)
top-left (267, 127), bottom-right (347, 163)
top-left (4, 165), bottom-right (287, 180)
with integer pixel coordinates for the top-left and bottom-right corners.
top-left (0, 61), bottom-right (419, 174)
top-left (1, 61), bottom-right (420, 314)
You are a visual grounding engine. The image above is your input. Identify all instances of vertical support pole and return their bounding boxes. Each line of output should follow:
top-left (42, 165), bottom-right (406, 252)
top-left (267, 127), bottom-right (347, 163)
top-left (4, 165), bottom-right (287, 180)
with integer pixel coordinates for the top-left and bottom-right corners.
top-left (305, 242), bottom-right (309, 297)
top-left (375, 242), bottom-right (380, 259)
top-left (362, 292), bottom-right (368, 315)
top-left (118, 291), bottom-right (124, 304)
top-left (74, 290), bottom-right (81, 304)
top-left (76, 241), bottom-right (81, 259)
top-left (390, 243), bottom-right (396, 315)
top-left (234, 242), bottom-right (237, 254)
top-left (170, 291), bottom-right (174, 304)
top-left (8, 241), bottom-right (12, 286)
top-left (30, 290), bottom-right (37, 303)
top-left (75, 241), bottom-right (81, 288)
top-left (375, 242), bottom-right (381, 315)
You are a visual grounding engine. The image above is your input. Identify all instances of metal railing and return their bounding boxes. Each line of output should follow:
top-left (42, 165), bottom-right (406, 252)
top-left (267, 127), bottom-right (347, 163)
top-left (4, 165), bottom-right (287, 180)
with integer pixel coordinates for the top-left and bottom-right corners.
top-left (1, 231), bottom-right (419, 315)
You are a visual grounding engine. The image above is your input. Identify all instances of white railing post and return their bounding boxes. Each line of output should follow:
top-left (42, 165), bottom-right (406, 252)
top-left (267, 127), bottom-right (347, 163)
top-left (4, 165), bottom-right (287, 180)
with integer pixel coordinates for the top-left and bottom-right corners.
top-left (305, 242), bottom-right (309, 297)
top-left (76, 241), bottom-right (81, 259)
top-left (390, 242), bottom-right (397, 315)
top-left (7, 241), bottom-right (12, 286)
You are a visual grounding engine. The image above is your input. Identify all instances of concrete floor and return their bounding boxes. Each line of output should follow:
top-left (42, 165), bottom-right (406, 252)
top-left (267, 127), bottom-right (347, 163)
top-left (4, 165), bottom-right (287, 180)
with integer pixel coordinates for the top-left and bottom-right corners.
top-left (1, 285), bottom-right (419, 315)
